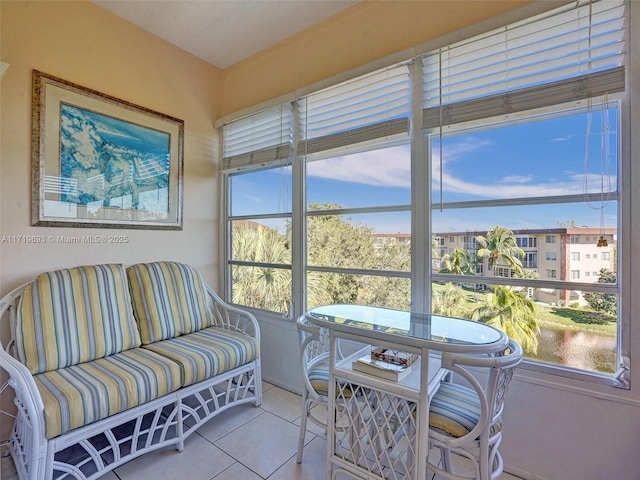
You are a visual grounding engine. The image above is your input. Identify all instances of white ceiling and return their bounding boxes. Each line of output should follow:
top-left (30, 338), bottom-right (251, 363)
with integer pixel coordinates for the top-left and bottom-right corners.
top-left (92, 0), bottom-right (359, 69)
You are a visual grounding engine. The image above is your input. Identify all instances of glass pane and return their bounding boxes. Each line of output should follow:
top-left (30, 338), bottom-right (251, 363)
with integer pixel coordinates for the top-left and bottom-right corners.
top-left (432, 200), bottom-right (618, 240)
top-left (229, 166), bottom-right (292, 216)
top-left (431, 107), bottom-right (618, 203)
top-left (230, 218), bottom-right (291, 264)
top-left (231, 265), bottom-right (291, 314)
top-left (431, 282), bottom-right (617, 373)
top-left (306, 144), bottom-right (411, 209)
top-left (307, 271), bottom-right (410, 311)
top-left (431, 202), bottom-right (617, 278)
top-left (307, 211), bottom-right (411, 271)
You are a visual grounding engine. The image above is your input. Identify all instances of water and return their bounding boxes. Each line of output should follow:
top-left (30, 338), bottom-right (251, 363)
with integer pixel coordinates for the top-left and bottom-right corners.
top-left (528, 327), bottom-right (617, 373)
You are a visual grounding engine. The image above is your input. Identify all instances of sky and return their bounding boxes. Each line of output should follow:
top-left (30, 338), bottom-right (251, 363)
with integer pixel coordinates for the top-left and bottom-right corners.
top-left (231, 106), bottom-right (619, 235)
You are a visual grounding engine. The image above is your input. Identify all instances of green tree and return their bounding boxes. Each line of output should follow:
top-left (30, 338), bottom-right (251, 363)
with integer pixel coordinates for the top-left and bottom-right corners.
top-left (472, 285), bottom-right (540, 354)
top-left (432, 283), bottom-right (467, 317)
top-left (583, 268), bottom-right (617, 315)
top-left (305, 204), bottom-right (377, 307)
top-left (476, 225), bottom-right (525, 276)
top-left (439, 248), bottom-right (474, 275)
top-left (231, 223), bottom-right (291, 313)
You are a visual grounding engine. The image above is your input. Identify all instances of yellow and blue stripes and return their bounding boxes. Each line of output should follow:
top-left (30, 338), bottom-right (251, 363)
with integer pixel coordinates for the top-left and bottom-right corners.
top-left (15, 264), bottom-right (141, 375)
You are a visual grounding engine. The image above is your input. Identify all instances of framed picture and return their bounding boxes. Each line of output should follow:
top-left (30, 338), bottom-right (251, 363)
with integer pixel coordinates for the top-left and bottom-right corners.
top-left (31, 70), bottom-right (184, 229)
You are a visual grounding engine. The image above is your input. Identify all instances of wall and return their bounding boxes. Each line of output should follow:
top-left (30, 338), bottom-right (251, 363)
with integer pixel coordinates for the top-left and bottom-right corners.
top-left (0, 1), bottom-right (223, 287)
top-left (220, 2), bottom-right (640, 480)
top-left (220, 0), bottom-right (537, 116)
top-left (0, 0), bottom-right (222, 439)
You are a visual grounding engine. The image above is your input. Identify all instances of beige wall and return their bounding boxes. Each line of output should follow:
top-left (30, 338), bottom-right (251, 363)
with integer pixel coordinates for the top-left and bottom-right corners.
top-left (220, 0), bottom-right (535, 116)
top-left (0, 0), bottom-right (223, 441)
top-left (0, 0), bottom-right (223, 292)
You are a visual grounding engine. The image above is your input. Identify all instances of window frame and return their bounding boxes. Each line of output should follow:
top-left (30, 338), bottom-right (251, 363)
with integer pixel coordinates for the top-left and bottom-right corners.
top-left (221, 0), bottom-right (630, 389)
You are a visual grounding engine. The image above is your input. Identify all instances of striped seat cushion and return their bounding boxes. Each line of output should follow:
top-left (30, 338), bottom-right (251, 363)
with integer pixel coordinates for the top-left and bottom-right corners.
top-left (429, 382), bottom-right (501, 438)
top-left (34, 348), bottom-right (182, 439)
top-left (308, 359), bottom-right (331, 395)
top-left (307, 359), bottom-right (354, 398)
top-left (127, 262), bottom-right (215, 344)
top-left (142, 326), bottom-right (258, 386)
top-left (15, 264), bottom-right (141, 375)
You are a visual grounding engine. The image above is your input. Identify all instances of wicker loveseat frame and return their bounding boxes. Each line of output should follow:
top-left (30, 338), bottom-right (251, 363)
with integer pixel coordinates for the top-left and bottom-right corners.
top-left (0, 261), bottom-right (262, 480)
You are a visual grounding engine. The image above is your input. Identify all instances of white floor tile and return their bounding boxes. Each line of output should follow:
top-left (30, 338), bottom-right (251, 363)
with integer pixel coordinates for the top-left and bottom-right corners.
top-left (114, 433), bottom-right (234, 480)
top-left (213, 410), bottom-right (312, 478)
top-left (211, 461), bottom-right (263, 480)
top-left (197, 402), bottom-right (265, 444)
top-left (260, 384), bottom-right (305, 422)
top-left (268, 435), bottom-right (329, 480)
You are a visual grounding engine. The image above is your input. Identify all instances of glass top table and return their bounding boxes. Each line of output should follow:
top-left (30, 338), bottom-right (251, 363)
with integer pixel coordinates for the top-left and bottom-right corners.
top-left (304, 304), bottom-right (510, 479)
top-left (307, 304), bottom-right (508, 354)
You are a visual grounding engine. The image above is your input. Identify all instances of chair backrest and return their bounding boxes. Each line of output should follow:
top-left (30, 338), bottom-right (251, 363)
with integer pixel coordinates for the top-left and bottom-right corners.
top-left (440, 339), bottom-right (523, 446)
top-left (296, 314), bottom-right (336, 399)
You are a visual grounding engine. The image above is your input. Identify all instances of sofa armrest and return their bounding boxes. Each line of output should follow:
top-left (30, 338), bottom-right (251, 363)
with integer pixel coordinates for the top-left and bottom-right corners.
top-left (1, 286), bottom-right (48, 466)
top-left (206, 286), bottom-right (260, 344)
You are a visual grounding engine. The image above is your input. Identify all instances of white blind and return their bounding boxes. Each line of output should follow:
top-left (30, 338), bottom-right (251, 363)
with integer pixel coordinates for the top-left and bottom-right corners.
top-left (299, 64), bottom-right (411, 155)
top-left (422, 0), bottom-right (626, 129)
top-left (223, 103), bottom-right (293, 172)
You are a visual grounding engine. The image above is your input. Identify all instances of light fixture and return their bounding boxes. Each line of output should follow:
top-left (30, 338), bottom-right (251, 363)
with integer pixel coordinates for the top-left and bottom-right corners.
top-left (582, 1), bottom-right (611, 248)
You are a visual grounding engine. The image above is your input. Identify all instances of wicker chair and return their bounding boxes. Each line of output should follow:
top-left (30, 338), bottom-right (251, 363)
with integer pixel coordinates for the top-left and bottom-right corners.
top-left (426, 338), bottom-right (523, 480)
top-left (296, 314), bottom-right (356, 463)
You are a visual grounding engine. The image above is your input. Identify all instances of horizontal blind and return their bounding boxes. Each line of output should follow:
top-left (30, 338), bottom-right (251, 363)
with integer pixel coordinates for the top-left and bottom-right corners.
top-left (223, 103), bottom-right (293, 172)
top-left (299, 63), bottom-right (411, 155)
top-left (422, 0), bottom-right (625, 129)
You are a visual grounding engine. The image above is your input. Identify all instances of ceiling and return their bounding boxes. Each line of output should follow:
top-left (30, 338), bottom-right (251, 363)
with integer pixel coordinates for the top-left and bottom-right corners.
top-left (92, 0), bottom-right (359, 70)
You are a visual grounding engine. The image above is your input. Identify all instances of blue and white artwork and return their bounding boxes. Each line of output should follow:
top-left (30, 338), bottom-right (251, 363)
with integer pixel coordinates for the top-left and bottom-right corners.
top-left (59, 103), bottom-right (170, 213)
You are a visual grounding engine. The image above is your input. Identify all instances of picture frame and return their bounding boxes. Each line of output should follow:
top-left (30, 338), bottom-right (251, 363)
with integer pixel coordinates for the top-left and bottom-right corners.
top-left (31, 70), bottom-right (184, 230)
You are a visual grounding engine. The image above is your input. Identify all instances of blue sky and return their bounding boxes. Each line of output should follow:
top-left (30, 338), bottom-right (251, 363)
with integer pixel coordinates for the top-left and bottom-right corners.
top-left (231, 107), bottom-right (618, 235)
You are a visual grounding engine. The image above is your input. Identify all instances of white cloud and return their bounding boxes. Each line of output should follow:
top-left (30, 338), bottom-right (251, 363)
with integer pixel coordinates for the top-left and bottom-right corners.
top-left (306, 147), bottom-right (410, 188)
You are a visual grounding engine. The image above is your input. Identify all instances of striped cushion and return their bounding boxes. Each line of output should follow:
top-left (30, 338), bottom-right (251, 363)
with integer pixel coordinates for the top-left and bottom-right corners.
top-left (15, 264), bottom-right (141, 374)
top-left (142, 326), bottom-right (258, 386)
top-left (127, 262), bottom-right (214, 344)
top-left (307, 359), bottom-right (354, 398)
top-left (34, 348), bottom-right (181, 439)
top-left (308, 359), bottom-right (331, 395)
top-left (429, 383), bottom-right (501, 438)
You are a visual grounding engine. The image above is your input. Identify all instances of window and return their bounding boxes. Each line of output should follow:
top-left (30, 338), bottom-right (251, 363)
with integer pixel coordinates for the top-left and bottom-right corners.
top-left (523, 252), bottom-right (537, 269)
top-left (517, 236), bottom-right (537, 248)
top-left (222, 0), bottom-right (627, 387)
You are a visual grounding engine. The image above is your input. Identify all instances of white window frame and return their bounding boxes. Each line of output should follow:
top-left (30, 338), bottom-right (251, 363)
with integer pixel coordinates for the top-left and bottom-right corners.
top-left (221, 0), bottom-right (630, 389)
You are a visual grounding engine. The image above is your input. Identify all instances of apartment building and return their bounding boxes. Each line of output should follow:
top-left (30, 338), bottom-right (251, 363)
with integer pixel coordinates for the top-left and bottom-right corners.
top-left (434, 227), bottom-right (616, 306)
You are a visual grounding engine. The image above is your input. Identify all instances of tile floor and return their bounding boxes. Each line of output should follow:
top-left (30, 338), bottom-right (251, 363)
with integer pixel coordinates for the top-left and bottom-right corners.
top-left (1, 382), bottom-right (523, 480)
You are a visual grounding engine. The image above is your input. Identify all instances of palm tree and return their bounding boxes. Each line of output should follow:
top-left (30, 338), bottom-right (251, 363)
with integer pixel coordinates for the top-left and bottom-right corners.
top-left (439, 248), bottom-right (474, 275)
top-left (432, 283), bottom-right (467, 317)
top-left (476, 225), bottom-right (525, 277)
top-left (232, 223), bottom-right (291, 313)
top-left (472, 285), bottom-right (540, 353)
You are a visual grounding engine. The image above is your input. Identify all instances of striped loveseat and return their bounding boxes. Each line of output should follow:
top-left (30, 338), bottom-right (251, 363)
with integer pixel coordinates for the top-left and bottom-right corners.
top-left (0, 261), bottom-right (262, 480)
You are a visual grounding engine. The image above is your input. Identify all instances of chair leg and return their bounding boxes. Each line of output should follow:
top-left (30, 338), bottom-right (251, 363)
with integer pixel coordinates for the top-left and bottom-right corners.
top-left (297, 394), bottom-right (310, 463)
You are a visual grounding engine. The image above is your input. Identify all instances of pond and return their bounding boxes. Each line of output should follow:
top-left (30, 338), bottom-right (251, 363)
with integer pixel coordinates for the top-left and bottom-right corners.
top-left (527, 327), bottom-right (617, 373)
